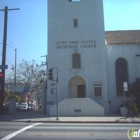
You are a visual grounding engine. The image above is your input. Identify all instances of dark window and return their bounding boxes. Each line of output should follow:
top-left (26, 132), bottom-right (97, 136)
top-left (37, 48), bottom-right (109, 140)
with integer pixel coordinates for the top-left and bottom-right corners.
top-left (72, 53), bottom-right (81, 69)
top-left (115, 58), bottom-right (128, 95)
top-left (73, 19), bottom-right (78, 28)
top-left (94, 84), bottom-right (102, 96)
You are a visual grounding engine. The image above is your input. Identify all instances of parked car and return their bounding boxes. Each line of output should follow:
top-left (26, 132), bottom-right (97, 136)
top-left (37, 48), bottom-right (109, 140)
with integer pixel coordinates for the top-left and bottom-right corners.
top-left (18, 103), bottom-right (28, 112)
top-left (3, 102), bottom-right (9, 113)
top-left (16, 102), bottom-right (19, 112)
top-left (17, 103), bottom-right (32, 112)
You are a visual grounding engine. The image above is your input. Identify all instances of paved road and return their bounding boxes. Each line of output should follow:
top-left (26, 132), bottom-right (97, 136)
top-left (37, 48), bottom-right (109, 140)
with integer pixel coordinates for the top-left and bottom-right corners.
top-left (0, 122), bottom-right (140, 140)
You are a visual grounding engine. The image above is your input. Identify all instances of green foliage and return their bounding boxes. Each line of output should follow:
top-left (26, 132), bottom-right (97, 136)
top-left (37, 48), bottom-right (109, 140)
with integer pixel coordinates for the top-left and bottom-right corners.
top-left (132, 103), bottom-right (139, 117)
top-left (8, 94), bottom-right (21, 103)
top-left (128, 78), bottom-right (140, 101)
top-left (4, 89), bottom-right (21, 103)
top-left (4, 89), bottom-right (10, 102)
top-left (15, 95), bottom-right (21, 103)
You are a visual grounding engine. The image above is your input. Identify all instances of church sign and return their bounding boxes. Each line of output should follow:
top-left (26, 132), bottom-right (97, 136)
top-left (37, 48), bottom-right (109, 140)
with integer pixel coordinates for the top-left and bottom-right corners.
top-left (123, 82), bottom-right (128, 91)
top-left (56, 40), bottom-right (96, 49)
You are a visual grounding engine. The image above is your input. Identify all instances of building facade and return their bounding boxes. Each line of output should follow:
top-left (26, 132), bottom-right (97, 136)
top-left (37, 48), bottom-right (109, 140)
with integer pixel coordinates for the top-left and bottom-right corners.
top-left (45, 0), bottom-right (140, 116)
top-left (106, 30), bottom-right (140, 113)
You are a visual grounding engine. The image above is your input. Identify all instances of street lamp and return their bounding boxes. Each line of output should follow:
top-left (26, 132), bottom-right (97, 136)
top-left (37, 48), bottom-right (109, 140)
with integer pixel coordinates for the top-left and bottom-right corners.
top-left (0, 43), bottom-right (17, 86)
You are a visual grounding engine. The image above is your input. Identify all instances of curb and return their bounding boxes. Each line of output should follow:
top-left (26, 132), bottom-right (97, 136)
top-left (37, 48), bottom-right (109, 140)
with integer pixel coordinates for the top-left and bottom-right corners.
top-left (1, 119), bottom-right (140, 123)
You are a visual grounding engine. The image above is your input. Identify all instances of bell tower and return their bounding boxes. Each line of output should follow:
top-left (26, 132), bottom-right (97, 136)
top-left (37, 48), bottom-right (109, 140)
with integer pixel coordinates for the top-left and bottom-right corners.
top-left (47, 0), bottom-right (108, 116)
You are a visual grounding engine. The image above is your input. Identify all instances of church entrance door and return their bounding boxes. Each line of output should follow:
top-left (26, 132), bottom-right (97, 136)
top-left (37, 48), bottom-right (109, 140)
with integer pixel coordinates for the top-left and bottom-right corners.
top-left (77, 85), bottom-right (85, 98)
top-left (68, 76), bottom-right (86, 98)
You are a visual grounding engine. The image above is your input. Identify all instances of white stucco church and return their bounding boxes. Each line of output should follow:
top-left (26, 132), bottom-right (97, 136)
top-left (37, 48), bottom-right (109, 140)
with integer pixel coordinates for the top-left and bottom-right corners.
top-left (43, 0), bottom-right (140, 116)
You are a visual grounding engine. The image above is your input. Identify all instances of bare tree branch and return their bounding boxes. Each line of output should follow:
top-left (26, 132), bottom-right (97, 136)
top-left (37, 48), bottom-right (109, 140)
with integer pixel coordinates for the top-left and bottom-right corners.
top-left (6, 59), bottom-right (47, 104)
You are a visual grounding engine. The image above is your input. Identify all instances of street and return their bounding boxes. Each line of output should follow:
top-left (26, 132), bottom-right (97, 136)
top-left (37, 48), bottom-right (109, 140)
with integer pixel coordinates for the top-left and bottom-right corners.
top-left (0, 122), bottom-right (140, 140)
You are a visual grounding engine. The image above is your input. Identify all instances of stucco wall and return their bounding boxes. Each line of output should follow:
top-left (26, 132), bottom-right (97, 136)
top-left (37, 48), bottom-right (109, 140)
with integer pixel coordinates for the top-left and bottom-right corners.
top-left (47, 0), bottom-right (108, 115)
top-left (50, 98), bottom-right (104, 116)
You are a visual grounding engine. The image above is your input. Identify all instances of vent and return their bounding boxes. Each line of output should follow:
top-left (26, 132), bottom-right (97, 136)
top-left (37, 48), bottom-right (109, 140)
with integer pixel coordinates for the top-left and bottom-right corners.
top-left (74, 109), bottom-right (81, 113)
top-left (47, 101), bottom-right (54, 105)
top-left (69, 0), bottom-right (81, 2)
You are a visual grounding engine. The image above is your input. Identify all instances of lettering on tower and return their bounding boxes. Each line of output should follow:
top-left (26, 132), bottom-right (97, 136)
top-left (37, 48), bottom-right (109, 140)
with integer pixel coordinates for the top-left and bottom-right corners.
top-left (56, 40), bottom-right (97, 49)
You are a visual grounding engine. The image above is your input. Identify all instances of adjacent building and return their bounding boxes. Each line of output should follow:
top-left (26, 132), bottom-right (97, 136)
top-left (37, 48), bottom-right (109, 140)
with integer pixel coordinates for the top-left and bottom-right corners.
top-left (106, 30), bottom-right (140, 112)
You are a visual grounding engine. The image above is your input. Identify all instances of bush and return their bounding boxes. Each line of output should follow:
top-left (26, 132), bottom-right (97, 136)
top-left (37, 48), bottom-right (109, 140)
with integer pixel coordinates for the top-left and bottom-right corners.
top-left (135, 101), bottom-right (140, 112)
top-left (132, 103), bottom-right (139, 117)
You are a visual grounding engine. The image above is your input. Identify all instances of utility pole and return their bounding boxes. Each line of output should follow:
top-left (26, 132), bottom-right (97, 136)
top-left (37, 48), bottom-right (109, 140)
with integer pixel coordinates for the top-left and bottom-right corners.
top-left (0, 43), bottom-right (17, 87)
top-left (55, 67), bottom-right (59, 120)
top-left (0, 6), bottom-right (19, 115)
top-left (14, 48), bottom-right (17, 86)
top-left (49, 67), bottom-right (59, 120)
top-left (41, 55), bottom-right (47, 114)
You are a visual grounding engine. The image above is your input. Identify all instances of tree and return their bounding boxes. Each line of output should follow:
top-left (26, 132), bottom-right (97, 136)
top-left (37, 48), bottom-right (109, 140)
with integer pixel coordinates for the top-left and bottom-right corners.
top-left (6, 60), bottom-right (47, 105)
top-left (4, 89), bottom-right (10, 103)
top-left (8, 94), bottom-right (21, 103)
top-left (4, 89), bottom-right (21, 103)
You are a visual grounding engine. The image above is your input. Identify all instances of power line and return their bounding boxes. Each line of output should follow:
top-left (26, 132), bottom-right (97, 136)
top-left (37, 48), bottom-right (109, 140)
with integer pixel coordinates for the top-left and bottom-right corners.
top-left (0, 53), bottom-right (13, 65)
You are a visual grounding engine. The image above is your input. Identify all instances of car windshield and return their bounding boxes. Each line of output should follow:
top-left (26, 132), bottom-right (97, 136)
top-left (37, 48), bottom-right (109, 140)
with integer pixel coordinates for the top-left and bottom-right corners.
top-left (20, 103), bottom-right (27, 106)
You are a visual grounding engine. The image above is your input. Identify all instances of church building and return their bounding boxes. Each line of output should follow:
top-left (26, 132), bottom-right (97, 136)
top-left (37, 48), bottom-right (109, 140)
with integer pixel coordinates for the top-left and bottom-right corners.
top-left (45, 0), bottom-right (140, 116)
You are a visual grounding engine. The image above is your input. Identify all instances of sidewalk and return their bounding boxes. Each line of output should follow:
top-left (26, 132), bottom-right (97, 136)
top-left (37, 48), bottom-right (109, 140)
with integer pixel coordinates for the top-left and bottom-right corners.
top-left (0, 111), bottom-right (140, 123)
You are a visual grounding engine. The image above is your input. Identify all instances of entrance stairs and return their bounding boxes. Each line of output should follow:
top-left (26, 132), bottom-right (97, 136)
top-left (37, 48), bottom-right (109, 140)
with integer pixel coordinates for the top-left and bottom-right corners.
top-left (50, 98), bottom-right (104, 116)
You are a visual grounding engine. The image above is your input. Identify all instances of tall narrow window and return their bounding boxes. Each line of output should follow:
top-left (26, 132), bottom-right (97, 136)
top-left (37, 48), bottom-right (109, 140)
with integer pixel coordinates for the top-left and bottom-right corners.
top-left (73, 19), bottom-right (78, 28)
top-left (94, 83), bottom-right (102, 97)
top-left (115, 58), bottom-right (128, 95)
top-left (72, 53), bottom-right (81, 69)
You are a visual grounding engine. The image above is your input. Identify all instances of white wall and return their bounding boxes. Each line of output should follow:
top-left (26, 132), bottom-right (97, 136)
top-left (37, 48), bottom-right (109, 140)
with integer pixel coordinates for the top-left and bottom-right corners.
top-left (47, 0), bottom-right (108, 116)
top-left (50, 98), bottom-right (104, 116)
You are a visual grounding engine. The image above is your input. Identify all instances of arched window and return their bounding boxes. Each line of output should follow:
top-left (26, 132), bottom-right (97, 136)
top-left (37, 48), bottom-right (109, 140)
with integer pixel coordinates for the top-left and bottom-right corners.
top-left (72, 53), bottom-right (81, 69)
top-left (115, 58), bottom-right (128, 95)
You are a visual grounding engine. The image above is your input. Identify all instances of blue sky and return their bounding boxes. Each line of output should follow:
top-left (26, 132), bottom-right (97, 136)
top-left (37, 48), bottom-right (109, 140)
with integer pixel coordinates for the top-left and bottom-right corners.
top-left (104, 0), bottom-right (140, 30)
top-left (0, 0), bottom-right (140, 77)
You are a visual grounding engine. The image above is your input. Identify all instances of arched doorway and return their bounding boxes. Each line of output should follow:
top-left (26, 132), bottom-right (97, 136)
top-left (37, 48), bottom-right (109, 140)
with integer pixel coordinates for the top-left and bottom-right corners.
top-left (68, 76), bottom-right (86, 98)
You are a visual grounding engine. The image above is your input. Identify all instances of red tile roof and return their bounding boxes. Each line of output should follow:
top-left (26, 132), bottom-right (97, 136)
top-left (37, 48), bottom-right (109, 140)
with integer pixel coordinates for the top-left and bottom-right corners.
top-left (105, 30), bottom-right (140, 45)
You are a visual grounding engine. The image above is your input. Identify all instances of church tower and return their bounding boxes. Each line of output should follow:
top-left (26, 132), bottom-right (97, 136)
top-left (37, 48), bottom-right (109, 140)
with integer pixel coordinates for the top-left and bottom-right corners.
top-left (47, 0), bottom-right (108, 116)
